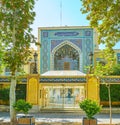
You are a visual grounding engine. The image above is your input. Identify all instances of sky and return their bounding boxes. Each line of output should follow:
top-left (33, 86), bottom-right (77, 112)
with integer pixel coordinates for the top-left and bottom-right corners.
top-left (31, 0), bottom-right (120, 49)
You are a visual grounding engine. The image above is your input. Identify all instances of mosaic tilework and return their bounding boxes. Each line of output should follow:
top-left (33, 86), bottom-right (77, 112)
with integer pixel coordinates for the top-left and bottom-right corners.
top-left (51, 40), bottom-right (63, 51)
top-left (84, 30), bottom-right (92, 36)
top-left (117, 53), bottom-right (120, 64)
top-left (0, 78), bottom-right (27, 83)
top-left (0, 78), bottom-right (10, 82)
top-left (100, 77), bottom-right (120, 83)
top-left (40, 77), bottom-right (86, 83)
top-left (82, 38), bottom-right (93, 68)
top-left (49, 29), bottom-right (92, 38)
top-left (40, 28), bottom-right (93, 74)
top-left (51, 39), bottom-right (82, 51)
top-left (54, 31), bottom-right (79, 36)
top-left (21, 78), bottom-right (27, 83)
top-left (43, 32), bottom-right (48, 37)
top-left (41, 40), bottom-right (49, 73)
top-left (51, 40), bottom-right (81, 71)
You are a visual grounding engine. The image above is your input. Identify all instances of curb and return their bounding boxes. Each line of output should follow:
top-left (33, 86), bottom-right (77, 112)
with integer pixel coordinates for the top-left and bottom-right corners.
top-left (1, 122), bottom-right (119, 125)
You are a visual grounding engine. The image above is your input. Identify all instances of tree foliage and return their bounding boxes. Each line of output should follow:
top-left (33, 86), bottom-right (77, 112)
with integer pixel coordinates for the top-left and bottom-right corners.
top-left (0, 0), bottom-right (36, 75)
top-left (0, 0), bottom-right (36, 124)
top-left (80, 1), bottom-right (119, 124)
top-left (110, 64), bottom-right (120, 75)
top-left (80, 0), bottom-right (120, 48)
top-left (94, 47), bottom-right (116, 76)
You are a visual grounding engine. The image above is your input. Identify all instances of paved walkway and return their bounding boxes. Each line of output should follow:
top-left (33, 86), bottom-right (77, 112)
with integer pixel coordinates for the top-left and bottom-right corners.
top-left (0, 112), bottom-right (120, 124)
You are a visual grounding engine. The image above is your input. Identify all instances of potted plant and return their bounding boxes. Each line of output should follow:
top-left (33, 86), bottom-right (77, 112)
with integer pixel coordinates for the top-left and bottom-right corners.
top-left (79, 99), bottom-right (102, 125)
top-left (13, 99), bottom-right (35, 125)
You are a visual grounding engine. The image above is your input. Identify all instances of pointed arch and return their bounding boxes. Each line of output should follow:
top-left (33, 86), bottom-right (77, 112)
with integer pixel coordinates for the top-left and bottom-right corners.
top-left (50, 40), bottom-right (83, 71)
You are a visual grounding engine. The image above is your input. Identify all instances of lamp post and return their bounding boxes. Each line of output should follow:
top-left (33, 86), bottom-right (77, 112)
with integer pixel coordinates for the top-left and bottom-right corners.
top-left (88, 52), bottom-right (93, 73)
top-left (33, 52), bottom-right (38, 74)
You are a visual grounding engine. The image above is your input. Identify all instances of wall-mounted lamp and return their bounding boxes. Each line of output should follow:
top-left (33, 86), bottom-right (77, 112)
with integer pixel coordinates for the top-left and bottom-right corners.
top-left (88, 52), bottom-right (93, 74)
top-left (33, 52), bottom-right (38, 74)
top-left (89, 52), bottom-right (93, 65)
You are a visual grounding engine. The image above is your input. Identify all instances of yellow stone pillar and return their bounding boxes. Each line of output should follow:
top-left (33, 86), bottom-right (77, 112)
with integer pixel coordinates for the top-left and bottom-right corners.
top-left (27, 74), bottom-right (39, 105)
top-left (86, 75), bottom-right (100, 102)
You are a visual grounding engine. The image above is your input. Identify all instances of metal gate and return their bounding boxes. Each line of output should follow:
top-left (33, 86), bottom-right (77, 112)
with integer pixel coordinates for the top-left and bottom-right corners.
top-left (41, 85), bottom-right (85, 109)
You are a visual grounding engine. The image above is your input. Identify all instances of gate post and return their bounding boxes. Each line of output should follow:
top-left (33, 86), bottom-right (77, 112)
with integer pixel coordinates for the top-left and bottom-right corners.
top-left (86, 75), bottom-right (100, 103)
top-left (26, 74), bottom-right (39, 112)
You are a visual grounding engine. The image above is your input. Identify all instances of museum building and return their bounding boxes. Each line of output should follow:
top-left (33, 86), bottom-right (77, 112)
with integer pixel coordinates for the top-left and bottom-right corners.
top-left (0, 26), bottom-right (120, 111)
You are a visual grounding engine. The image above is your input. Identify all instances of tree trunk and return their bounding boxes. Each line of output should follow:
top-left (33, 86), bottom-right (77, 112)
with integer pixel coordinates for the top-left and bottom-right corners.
top-left (10, 11), bottom-right (17, 125)
top-left (108, 84), bottom-right (112, 124)
top-left (10, 77), bottom-right (17, 125)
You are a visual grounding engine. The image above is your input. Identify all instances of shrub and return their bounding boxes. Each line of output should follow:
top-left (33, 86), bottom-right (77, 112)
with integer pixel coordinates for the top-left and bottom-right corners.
top-left (79, 99), bottom-right (102, 119)
top-left (13, 99), bottom-right (32, 114)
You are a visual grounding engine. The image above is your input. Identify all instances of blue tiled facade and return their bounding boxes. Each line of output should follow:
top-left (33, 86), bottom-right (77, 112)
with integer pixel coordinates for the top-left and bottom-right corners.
top-left (39, 27), bottom-right (94, 74)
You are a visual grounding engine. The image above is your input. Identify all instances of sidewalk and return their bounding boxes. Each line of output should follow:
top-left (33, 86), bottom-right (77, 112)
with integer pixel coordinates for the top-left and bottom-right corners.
top-left (0, 112), bottom-right (120, 125)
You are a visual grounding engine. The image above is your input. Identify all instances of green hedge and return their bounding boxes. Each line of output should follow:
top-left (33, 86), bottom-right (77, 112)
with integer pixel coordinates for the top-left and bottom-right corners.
top-left (0, 87), bottom-right (9, 101)
top-left (0, 84), bottom-right (26, 104)
top-left (16, 84), bottom-right (26, 100)
top-left (100, 84), bottom-right (120, 101)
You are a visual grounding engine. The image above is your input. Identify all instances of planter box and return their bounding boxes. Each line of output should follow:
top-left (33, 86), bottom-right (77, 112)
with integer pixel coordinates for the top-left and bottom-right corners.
top-left (17, 116), bottom-right (35, 125)
top-left (82, 117), bottom-right (97, 125)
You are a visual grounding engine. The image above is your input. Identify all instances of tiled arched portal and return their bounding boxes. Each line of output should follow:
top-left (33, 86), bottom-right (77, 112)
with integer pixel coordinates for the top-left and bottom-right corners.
top-left (51, 40), bottom-right (83, 71)
top-left (54, 44), bottom-right (79, 70)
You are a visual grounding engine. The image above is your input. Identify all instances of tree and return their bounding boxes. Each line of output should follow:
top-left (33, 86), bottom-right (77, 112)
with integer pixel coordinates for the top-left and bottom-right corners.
top-left (110, 64), bottom-right (120, 75)
top-left (0, 1), bottom-right (36, 124)
top-left (94, 47), bottom-right (116, 76)
top-left (94, 47), bottom-right (117, 124)
top-left (93, 48), bottom-right (116, 125)
top-left (80, 0), bottom-right (120, 48)
top-left (0, 40), bottom-right (5, 73)
top-left (80, 1), bottom-right (119, 124)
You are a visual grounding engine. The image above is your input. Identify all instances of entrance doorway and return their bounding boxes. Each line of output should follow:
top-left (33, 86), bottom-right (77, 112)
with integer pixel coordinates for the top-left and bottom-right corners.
top-left (41, 85), bottom-right (85, 109)
top-left (64, 62), bottom-right (70, 70)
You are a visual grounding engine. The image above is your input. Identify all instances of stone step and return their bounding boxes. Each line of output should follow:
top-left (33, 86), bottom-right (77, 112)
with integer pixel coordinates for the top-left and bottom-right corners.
top-left (1, 105), bottom-right (120, 114)
top-left (29, 105), bottom-right (40, 113)
top-left (40, 108), bottom-right (84, 113)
